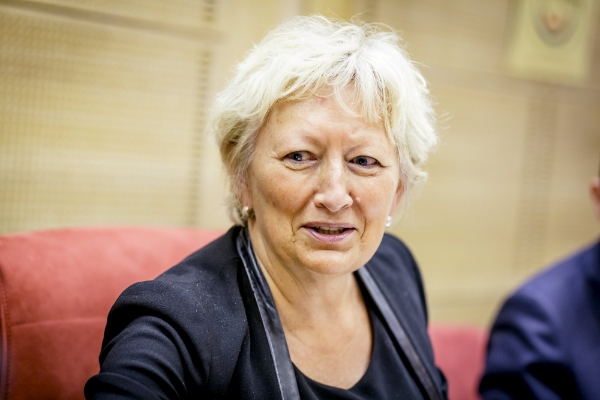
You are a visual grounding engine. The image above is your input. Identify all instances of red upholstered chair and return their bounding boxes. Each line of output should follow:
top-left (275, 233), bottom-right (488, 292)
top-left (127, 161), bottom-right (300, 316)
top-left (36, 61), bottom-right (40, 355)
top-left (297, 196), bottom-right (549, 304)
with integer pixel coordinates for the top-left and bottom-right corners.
top-left (0, 226), bottom-right (489, 400)
top-left (429, 324), bottom-right (488, 400)
top-left (0, 227), bottom-right (223, 400)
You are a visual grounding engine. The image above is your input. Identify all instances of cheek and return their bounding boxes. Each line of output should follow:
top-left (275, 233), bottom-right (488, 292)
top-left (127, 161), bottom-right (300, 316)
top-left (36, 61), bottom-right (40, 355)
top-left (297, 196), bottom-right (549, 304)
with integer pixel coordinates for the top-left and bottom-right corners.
top-left (355, 177), bottom-right (399, 219)
top-left (252, 165), bottom-right (308, 216)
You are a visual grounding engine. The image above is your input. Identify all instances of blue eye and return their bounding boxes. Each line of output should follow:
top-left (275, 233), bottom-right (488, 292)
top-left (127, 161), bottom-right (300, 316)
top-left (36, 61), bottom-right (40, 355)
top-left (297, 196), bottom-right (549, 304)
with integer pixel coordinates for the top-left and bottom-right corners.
top-left (285, 151), bottom-right (311, 162)
top-left (352, 156), bottom-right (378, 167)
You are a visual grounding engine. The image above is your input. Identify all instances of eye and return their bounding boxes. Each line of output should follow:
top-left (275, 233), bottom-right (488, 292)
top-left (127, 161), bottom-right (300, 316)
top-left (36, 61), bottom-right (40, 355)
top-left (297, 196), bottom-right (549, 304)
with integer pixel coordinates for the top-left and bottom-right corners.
top-left (351, 155), bottom-right (379, 168)
top-left (288, 151), bottom-right (307, 162)
top-left (283, 151), bottom-right (315, 166)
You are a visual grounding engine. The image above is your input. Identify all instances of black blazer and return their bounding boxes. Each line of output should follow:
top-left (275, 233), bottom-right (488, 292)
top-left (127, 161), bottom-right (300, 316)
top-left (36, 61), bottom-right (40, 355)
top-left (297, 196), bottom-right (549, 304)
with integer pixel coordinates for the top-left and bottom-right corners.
top-left (85, 226), bottom-right (445, 399)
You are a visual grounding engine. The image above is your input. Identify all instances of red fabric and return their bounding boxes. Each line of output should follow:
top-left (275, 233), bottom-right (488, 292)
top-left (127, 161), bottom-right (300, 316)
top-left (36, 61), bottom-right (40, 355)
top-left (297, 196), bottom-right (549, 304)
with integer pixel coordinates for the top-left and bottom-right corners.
top-left (0, 227), bottom-right (489, 400)
top-left (429, 324), bottom-right (488, 400)
top-left (0, 227), bottom-right (223, 400)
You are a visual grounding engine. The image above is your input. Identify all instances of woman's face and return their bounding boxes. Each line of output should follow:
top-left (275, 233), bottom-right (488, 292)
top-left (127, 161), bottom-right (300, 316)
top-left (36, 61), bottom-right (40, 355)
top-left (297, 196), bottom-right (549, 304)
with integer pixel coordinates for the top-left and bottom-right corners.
top-left (244, 87), bottom-right (403, 278)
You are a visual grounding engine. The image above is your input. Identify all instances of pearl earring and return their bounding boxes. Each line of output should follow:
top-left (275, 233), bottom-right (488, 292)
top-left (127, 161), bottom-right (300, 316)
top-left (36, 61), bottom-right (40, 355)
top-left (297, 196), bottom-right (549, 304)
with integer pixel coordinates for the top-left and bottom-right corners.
top-left (241, 206), bottom-right (249, 220)
top-left (385, 216), bottom-right (392, 228)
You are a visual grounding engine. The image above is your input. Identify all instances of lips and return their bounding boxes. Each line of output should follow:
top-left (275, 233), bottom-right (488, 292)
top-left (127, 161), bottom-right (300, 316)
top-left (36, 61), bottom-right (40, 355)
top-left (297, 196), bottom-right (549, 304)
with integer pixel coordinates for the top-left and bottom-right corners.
top-left (303, 223), bottom-right (355, 243)
top-left (313, 226), bottom-right (348, 235)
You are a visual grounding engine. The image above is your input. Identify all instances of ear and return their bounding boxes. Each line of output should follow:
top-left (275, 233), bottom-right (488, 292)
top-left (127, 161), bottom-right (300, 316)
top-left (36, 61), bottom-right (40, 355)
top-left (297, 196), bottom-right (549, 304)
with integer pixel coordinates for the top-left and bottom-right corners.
top-left (590, 177), bottom-right (600, 221)
top-left (239, 179), bottom-right (253, 211)
top-left (390, 181), bottom-right (405, 215)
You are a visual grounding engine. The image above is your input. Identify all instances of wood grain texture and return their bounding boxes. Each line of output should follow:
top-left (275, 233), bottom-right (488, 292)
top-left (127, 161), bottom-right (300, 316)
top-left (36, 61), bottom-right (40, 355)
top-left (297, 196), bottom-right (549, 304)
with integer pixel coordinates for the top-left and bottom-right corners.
top-left (379, 0), bottom-right (600, 326)
top-left (1, 0), bottom-right (598, 326)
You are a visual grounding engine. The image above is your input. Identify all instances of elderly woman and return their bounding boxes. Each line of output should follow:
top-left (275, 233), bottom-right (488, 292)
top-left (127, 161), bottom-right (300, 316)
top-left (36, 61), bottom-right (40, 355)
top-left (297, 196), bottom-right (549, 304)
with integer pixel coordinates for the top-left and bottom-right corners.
top-left (86, 16), bottom-right (446, 400)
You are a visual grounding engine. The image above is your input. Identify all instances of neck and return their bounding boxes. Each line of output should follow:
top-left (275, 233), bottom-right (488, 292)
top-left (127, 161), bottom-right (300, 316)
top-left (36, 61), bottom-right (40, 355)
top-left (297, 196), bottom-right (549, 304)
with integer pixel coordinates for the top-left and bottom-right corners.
top-left (247, 227), bottom-right (364, 330)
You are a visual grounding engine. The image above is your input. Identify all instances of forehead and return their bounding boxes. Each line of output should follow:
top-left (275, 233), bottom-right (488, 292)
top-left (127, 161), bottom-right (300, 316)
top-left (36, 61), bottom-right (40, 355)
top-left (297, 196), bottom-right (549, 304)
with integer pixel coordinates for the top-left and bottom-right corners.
top-left (254, 96), bottom-right (397, 157)
top-left (261, 98), bottom-right (385, 148)
top-left (272, 83), bottom-right (382, 121)
top-left (265, 91), bottom-right (383, 136)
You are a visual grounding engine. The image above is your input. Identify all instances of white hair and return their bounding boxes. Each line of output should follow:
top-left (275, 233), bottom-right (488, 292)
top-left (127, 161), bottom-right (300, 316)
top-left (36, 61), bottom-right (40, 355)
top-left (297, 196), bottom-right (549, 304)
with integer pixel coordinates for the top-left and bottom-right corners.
top-left (213, 15), bottom-right (437, 225)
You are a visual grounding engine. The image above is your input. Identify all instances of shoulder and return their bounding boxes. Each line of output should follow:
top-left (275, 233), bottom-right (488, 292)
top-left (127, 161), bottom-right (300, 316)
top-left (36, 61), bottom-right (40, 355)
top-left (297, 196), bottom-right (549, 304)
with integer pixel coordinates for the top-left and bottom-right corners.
top-left (115, 226), bottom-right (242, 305)
top-left (377, 232), bottom-right (417, 259)
top-left (155, 225), bottom-right (243, 286)
top-left (372, 233), bottom-right (420, 273)
top-left (525, 240), bottom-right (599, 290)
top-left (378, 231), bottom-right (415, 256)
top-left (480, 241), bottom-right (600, 399)
top-left (368, 233), bottom-right (424, 297)
top-left (90, 227), bottom-right (249, 398)
top-left (366, 232), bottom-right (428, 325)
top-left (103, 226), bottom-right (248, 353)
top-left (491, 240), bottom-right (600, 338)
top-left (367, 234), bottom-right (446, 396)
top-left (507, 240), bottom-right (600, 318)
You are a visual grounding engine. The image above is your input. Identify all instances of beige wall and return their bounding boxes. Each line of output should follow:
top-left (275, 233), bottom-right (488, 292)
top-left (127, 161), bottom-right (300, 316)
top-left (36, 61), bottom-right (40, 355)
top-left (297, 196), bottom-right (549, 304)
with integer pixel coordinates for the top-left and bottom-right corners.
top-left (1, 0), bottom-right (599, 327)
top-left (376, 0), bottom-right (600, 326)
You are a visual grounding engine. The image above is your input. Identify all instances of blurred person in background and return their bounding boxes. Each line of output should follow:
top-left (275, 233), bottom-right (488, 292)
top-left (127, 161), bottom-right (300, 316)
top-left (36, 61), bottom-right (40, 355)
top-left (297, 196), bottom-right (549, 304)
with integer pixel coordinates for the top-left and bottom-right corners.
top-left (85, 16), bottom-right (447, 399)
top-left (479, 166), bottom-right (600, 399)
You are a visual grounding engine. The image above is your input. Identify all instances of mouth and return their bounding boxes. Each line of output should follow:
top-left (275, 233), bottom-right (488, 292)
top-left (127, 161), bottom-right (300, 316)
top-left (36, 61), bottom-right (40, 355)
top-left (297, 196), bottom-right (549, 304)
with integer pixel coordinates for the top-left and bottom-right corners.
top-left (310, 226), bottom-right (350, 235)
top-left (303, 223), bottom-right (356, 241)
top-left (303, 223), bottom-right (355, 243)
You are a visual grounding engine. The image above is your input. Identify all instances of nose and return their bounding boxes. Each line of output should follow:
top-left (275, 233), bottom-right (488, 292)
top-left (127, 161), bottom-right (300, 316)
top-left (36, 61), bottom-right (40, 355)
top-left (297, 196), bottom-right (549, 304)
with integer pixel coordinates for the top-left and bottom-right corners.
top-left (313, 159), bottom-right (353, 213)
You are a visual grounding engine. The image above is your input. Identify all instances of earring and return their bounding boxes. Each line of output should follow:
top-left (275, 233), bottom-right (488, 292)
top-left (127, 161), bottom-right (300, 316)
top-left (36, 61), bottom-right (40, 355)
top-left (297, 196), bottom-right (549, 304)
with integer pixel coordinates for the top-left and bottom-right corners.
top-left (385, 216), bottom-right (392, 228)
top-left (240, 206), bottom-right (254, 221)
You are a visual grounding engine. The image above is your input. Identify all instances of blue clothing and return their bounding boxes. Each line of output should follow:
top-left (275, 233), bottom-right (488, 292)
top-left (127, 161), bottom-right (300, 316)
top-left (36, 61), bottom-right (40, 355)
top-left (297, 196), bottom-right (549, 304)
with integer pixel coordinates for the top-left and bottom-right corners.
top-left (480, 240), bottom-right (600, 400)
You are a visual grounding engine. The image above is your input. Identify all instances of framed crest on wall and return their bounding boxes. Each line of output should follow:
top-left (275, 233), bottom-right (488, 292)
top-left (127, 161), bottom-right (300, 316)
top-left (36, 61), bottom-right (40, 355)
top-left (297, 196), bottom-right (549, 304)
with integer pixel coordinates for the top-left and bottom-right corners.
top-left (506, 0), bottom-right (599, 84)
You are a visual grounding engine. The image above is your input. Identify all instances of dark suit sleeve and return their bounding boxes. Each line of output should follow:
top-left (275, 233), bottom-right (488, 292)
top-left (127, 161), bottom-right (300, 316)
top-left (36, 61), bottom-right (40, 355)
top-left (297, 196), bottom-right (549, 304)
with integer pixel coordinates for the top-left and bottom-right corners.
top-left (479, 291), bottom-right (578, 400)
top-left (85, 281), bottom-right (212, 399)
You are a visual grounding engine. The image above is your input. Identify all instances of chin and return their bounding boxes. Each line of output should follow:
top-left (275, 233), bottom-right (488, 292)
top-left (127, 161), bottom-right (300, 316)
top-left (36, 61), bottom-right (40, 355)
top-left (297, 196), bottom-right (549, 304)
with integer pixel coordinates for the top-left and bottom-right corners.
top-left (300, 251), bottom-right (363, 276)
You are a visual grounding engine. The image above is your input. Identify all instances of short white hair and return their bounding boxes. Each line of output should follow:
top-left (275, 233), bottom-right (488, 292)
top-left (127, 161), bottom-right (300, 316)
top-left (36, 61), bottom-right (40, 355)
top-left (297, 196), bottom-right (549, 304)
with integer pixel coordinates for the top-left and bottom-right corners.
top-left (213, 15), bottom-right (437, 225)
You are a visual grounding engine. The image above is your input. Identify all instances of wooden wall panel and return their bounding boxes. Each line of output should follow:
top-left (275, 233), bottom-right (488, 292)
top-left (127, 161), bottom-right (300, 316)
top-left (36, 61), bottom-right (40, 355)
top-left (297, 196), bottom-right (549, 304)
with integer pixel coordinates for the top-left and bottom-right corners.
top-left (190, 0), bottom-right (292, 229)
top-left (0, 0), bottom-right (290, 234)
top-left (1, 0), bottom-right (598, 327)
top-left (377, 0), bottom-right (510, 74)
top-left (379, 0), bottom-right (600, 326)
top-left (12, 0), bottom-right (218, 27)
top-left (545, 103), bottom-right (600, 263)
top-left (0, 3), bottom-right (213, 233)
top-left (395, 86), bottom-right (530, 325)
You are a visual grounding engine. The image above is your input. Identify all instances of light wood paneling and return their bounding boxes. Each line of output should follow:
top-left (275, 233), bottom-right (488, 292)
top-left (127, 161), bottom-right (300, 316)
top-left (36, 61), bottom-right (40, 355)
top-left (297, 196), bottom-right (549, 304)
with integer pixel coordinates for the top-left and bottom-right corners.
top-left (193, 0), bottom-right (293, 229)
top-left (395, 86), bottom-right (530, 325)
top-left (545, 103), bottom-right (600, 262)
top-left (0, 3), bottom-right (214, 232)
top-left (1, 0), bottom-right (598, 328)
top-left (377, 0), bottom-right (510, 74)
top-left (10, 0), bottom-right (219, 27)
top-left (379, 0), bottom-right (600, 326)
top-left (0, 0), bottom-right (291, 234)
